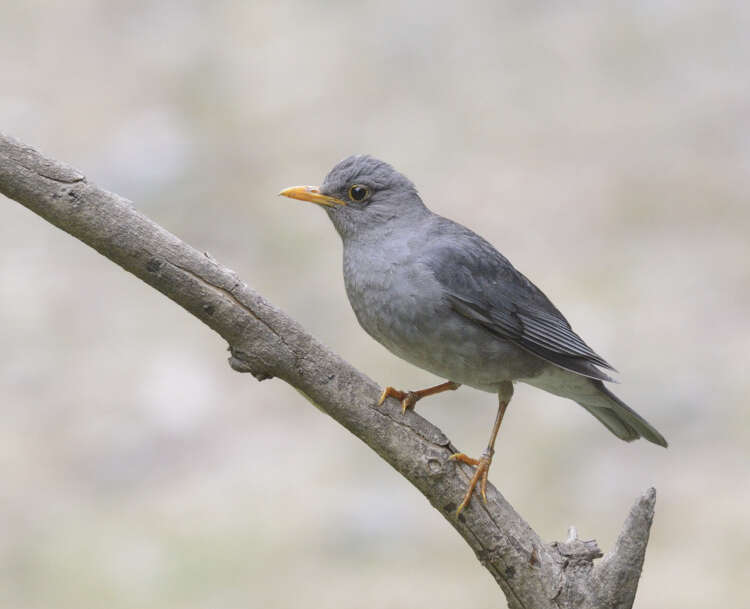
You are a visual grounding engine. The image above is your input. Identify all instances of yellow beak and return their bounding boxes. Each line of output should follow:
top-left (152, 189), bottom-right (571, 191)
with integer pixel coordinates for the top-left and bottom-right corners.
top-left (278, 185), bottom-right (347, 208)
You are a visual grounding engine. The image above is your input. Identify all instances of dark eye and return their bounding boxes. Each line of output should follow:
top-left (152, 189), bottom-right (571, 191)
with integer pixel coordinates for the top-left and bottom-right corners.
top-left (348, 184), bottom-right (370, 202)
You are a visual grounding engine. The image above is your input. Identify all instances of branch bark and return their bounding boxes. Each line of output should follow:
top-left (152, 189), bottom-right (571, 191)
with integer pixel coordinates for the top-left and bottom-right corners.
top-left (0, 132), bottom-right (656, 609)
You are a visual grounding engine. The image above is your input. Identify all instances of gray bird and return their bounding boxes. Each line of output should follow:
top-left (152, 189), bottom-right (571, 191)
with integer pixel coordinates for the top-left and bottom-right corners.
top-left (280, 155), bottom-right (667, 514)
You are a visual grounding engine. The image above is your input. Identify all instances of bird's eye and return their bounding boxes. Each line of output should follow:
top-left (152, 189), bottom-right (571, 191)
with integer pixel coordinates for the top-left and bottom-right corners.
top-left (348, 184), bottom-right (370, 202)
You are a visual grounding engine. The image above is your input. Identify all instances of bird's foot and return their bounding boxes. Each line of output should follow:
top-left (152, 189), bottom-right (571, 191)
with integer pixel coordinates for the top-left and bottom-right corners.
top-left (377, 386), bottom-right (420, 414)
top-left (449, 449), bottom-right (494, 516)
top-left (377, 381), bottom-right (461, 414)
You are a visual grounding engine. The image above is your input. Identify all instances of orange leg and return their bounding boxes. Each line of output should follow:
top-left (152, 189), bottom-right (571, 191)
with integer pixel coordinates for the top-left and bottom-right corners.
top-left (450, 382), bottom-right (513, 516)
top-left (378, 381), bottom-right (461, 414)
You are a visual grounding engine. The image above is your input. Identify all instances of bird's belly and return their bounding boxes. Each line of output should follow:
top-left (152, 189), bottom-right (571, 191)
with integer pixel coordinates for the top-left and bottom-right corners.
top-left (346, 269), bottom-right (544, 392)
top-left (375, 313), bottom-right (542, 392)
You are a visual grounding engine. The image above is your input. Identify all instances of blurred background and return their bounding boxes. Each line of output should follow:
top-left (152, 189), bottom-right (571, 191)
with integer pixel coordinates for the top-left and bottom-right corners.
top-left (1, 1), bottom-right (748, 607)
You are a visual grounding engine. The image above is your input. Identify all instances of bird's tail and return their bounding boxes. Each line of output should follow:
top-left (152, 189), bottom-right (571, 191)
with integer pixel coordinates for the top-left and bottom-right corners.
top-left (578, 380), bottom-right (668, 447)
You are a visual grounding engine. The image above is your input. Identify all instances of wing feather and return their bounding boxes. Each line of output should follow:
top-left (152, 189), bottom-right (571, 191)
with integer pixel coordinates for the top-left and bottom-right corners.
top-left (421, 217), bottom-right (615, 381)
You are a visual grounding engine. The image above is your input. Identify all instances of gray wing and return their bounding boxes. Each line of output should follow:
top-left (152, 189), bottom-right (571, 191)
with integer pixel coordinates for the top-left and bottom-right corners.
top-left (420, 218), bottom-right (616, 382)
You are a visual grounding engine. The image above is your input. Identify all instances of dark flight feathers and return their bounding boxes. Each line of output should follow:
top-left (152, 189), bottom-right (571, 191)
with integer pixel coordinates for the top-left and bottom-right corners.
top-left (423, 218), bottom-right (615, 382)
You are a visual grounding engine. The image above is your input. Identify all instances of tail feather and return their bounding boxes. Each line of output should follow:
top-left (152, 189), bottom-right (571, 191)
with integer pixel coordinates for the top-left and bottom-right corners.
top-left (521, 368), bottom-right (668, 447)
top-left (580, 380), bottom-right (668, 447)
top-left (577, 402), bottom-right (641, 442)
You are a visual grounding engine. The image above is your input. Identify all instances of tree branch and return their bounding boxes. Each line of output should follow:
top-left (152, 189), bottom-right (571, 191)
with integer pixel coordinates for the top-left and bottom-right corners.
top-left (0, 132), bottom-right (656, 608)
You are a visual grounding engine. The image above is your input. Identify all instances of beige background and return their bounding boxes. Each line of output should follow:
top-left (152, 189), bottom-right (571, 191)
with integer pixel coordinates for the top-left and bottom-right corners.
top-left (1, 2), bottom-right (748, 608)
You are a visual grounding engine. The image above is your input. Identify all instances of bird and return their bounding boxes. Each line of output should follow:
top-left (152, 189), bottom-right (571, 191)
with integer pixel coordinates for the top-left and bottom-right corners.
top-left (280, 155), bottom-right (667, 515)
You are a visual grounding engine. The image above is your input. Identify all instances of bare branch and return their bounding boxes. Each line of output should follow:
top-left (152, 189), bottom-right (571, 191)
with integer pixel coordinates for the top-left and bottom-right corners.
top-left (590, 488), bottom-right (657, 608)
top-left (0, 132), bottom-right (656, 608)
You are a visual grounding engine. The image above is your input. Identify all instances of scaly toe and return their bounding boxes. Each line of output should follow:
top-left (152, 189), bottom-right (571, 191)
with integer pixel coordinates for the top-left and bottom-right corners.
top-left (480, 466), bottom-right (490, 504)
top-left (400, 392), bottom-right (419, 414)
top-left (449, 452), bottom-right (480, 467)
top-left (377, 386), bottom-right (407, 407)
top-left (454, 453), bottom-right (493, 516)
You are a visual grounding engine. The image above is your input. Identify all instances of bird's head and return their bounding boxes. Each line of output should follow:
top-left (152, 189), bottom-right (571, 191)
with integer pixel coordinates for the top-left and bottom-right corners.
top-left (279, 155), bottom-right (427, 240)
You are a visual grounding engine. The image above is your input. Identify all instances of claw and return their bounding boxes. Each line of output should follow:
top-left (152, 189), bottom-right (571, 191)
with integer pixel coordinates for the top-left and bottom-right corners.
top-left (378, 386), bottom-right (408, 410)
top-left (400, 392), bottom-right (418, 413)
top-left (377, 386), bottom-right (420, 413)
top-left (450, 450), bottom-right (494, 516)
top-left (449, 392), bottom-right (508, 517)
top-left (377, 381), bottom-right (461, 413)
top-left (377, 388), bottom-right (392, 407)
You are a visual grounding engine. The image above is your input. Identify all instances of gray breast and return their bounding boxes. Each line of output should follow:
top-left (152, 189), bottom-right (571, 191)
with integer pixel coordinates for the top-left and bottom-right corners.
top-left (342, 240), bottom-right (544, 392)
